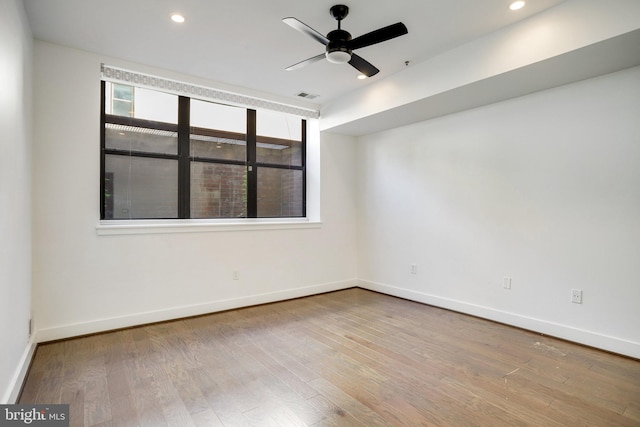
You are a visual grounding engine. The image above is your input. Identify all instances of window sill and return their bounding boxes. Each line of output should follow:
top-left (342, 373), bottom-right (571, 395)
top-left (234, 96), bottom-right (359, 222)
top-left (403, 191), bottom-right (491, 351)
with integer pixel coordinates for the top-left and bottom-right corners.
top-left (96, 218), bottom-right (322, 236)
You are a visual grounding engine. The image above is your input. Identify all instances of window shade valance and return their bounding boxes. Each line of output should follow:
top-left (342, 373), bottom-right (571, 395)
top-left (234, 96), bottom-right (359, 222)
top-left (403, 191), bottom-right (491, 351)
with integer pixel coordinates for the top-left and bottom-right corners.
top-left (101, 64), bottom-right (320, 120)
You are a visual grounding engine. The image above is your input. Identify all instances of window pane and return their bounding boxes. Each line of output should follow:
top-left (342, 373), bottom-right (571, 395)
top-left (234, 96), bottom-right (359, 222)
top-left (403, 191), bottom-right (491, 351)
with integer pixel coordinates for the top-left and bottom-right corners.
top-left (105, 123), bottom-right (178, 155)
top-left (104, 155), bottom-right (178, 219)
top-left (257, 168), bottom-right (304, 217)
top-left (110, 84), bottom-right (134, 117)
top-left (105, 82), bottom-right (178, 123)
top-left (113, 84), bottom-right (133, 101)
top-left (191, 99), bottom-right (245, 133)
top-left (133, 87), bottom-right (178, 123)
top-left (191, 162), bottom-right (247, 218)
top-left (257, 110), bottom-right (301, 140)
top-left (112, 99), bottom-right (133, 117)
top-left (190, 133), bottom-right (246, 162)
top-left (256, 139), bottom-right (302, 166)
top-left (190, 99), bottom-right (246, 162)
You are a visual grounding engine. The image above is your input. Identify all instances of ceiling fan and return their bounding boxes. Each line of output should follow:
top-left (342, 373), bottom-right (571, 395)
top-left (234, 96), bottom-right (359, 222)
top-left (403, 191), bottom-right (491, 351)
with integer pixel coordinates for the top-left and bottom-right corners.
top-left (283, 4), bottom-right (408, 77)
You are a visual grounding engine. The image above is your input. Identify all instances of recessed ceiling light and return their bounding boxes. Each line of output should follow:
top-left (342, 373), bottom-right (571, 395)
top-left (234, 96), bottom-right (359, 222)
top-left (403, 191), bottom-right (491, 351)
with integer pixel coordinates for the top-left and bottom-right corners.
top-left (509, 1), bottom-right (525, 11)
top-left (171, 14), bottom-right (185, 23)
top-left (357, 74), bottom-right (367, 80)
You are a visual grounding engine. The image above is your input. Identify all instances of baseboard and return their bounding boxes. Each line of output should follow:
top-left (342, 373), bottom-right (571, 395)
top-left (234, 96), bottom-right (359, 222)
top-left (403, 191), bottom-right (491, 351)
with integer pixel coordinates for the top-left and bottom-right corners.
top-left (32, 278), bottom-right (639, 358)
top-left (358, 280), bottom-right (640, 360)
top-left (35, 280), bottom-right (357, 343)
top-left (2, 336), bottom-right (37, 404)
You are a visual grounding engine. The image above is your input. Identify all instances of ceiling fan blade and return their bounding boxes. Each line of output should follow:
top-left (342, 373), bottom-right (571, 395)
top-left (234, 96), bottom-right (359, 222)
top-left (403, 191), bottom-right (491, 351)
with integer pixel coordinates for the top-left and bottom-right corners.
top-left (348, 54), bottom-right (379, 77)
top-left (285, 53), bottom-right (326, 71)
top-left (282, 17), bottom-right (329, 46)
top-left (348, 22), bottom-right (408, 50)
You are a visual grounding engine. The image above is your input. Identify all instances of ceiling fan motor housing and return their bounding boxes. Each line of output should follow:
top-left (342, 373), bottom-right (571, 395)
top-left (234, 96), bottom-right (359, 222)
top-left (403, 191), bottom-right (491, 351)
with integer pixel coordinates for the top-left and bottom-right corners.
top-left (326, 29), bottom-right (352, 63)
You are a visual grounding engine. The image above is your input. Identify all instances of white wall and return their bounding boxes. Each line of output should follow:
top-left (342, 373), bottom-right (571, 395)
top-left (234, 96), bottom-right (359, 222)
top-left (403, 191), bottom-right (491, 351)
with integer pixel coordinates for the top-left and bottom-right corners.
top-left (357, 66), bottom-right (640, 358)
top-left (32, 41), bottom-right (358, 341)
top-left (0, 0), bottom-right (34, 403)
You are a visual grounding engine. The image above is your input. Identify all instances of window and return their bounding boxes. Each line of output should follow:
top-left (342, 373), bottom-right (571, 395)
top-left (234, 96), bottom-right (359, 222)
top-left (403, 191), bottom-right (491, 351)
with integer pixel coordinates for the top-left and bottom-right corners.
top-left (110, 83), bottom-right (134, 117)
top-left (101, 82), bottom-right (306, 220)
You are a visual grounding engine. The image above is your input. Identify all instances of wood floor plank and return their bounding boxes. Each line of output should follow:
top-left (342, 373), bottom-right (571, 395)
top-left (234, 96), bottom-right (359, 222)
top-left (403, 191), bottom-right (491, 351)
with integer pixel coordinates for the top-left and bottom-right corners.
top-left (550, 397), bottom-right (639, 427)
top-left (59, 380), bottom-right (84, 427)
top-left (83, 371), bottom-right (111, 426)
top-left (244, 341), bottom-right (319, 401)
top-left (623, 402), bottom-right (640, 423)
top-left (108, 395), bottom-right (140, 427)
top-left (306, 393), bottom-right (366, 426)
top-left (128, 378), bottom-right (170, 426)
top-left (242, 399), bottom-right (309, 427)
top-left (19, 288), bottom-right (640, 426)
top-left (307, 377), bottom-right (390, 426)
top-left (250, 331), bottom-right (321, 384)
top-left (190, 408), bottom-right (224, 427)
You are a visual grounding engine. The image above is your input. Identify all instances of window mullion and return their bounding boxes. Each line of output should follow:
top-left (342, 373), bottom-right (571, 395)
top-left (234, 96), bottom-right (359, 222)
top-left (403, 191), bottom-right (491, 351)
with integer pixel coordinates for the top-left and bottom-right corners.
top-left (100, 81), bottom-right (106, 220)
top-left (302, 119), bottom-right (307, 218)
top-left (247, 109), bottom-right (257, 218)
top-left (178, 96), bottom-right (191, 218)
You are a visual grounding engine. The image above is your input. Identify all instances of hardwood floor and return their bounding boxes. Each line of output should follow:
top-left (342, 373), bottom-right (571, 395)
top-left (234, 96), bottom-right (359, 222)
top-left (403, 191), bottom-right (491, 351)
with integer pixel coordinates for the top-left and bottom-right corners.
top-left (20, 288), bottom-right (640, 426)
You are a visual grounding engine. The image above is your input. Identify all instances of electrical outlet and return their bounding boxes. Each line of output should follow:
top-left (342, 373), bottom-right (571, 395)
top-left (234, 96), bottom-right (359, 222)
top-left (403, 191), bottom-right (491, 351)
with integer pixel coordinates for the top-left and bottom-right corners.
top-left (503, 277), bottom-right (512, 290)
top-left (411, 264), bottom-right (417, 274)
top-left (571, 289), bottom-right (583, 304)
top-left (233, 270), bottom-right (240, 280)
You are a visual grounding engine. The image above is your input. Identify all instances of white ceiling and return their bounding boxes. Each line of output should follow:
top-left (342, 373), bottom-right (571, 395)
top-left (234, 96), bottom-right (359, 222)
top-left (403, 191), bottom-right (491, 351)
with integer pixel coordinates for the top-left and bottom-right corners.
top-left (23, 0), bottom-right (567, 107)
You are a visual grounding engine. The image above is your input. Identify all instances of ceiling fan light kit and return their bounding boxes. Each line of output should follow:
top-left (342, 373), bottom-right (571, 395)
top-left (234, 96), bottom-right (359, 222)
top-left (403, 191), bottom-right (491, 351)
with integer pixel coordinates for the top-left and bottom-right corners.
top-left (326, 48), bottom-right (351, 64)
top-left (283, 4), bottom-right (408, 77)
